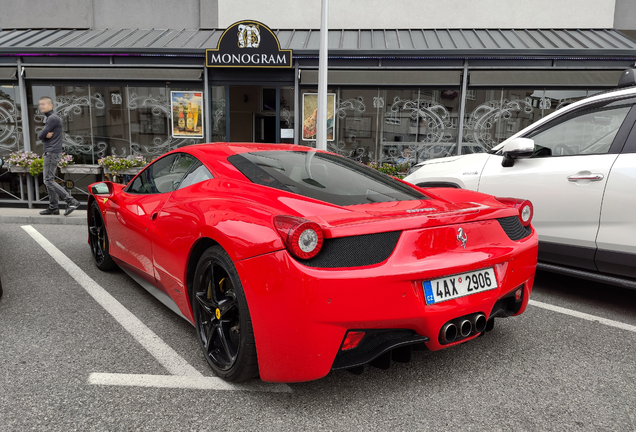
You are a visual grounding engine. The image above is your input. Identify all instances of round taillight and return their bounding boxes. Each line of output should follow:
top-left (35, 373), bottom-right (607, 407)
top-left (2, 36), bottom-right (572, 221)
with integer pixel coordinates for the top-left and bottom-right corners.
top-left (495, 197), bottom-right (534, 227)
top-left (520, 204), bottom-right (532, 224)
top-left (274, 215), bottom-right (324, 260)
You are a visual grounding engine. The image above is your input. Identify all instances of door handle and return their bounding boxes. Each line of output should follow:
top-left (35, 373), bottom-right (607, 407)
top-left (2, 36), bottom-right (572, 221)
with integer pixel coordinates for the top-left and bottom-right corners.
top-left (567, 173), bottom-right (604, 182)
top-left (151, 212), bottom-right (158, 220)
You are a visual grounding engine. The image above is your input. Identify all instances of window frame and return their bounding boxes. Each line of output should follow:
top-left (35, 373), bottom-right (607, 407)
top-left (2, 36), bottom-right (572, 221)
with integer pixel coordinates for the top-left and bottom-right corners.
top-left (125, 152), bottom-right (200, 195)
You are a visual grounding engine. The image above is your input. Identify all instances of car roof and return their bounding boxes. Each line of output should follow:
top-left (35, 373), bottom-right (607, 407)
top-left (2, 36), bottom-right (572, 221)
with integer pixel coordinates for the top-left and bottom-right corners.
top-left (180, 142), bottom-right (320, 157)
top-left (492, 85), bottom-right (636, 151)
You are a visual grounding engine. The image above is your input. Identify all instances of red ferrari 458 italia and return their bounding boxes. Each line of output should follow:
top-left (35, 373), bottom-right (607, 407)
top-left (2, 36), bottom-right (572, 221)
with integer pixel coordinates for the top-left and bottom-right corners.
top-left (88, 143), bottom-right (538, 383)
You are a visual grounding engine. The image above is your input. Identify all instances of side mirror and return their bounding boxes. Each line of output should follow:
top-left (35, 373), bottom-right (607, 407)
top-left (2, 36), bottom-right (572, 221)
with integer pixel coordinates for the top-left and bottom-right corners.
top-left (501, 138), bottom-right (534, 167)
top-left (90, 182), bottom-right (112, 196)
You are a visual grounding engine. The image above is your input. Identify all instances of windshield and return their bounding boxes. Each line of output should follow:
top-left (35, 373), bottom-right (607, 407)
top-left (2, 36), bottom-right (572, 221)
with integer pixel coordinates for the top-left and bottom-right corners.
top-left (228, 150), bottom-right (427, 206)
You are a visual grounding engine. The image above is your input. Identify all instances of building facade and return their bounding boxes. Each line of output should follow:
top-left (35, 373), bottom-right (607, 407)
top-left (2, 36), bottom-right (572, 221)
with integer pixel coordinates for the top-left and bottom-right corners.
top-left (1, 0), bottom-right (636, 205)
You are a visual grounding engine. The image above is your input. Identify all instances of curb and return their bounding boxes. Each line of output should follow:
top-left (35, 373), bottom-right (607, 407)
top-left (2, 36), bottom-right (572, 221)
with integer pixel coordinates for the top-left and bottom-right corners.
top-left (0, 216), bottom-right (86, 226)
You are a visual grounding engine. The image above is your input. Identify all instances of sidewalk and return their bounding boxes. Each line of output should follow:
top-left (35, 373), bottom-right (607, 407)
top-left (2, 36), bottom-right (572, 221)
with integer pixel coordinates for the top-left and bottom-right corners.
top-left (0, 207), bottom-right (87, 225)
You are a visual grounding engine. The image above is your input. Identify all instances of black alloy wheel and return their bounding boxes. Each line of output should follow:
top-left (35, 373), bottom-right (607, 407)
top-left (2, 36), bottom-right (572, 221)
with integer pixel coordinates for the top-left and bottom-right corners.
top-left (192, 246), bottom-right (258, 382)
top-left (88, 201), bottom-right (116, 271)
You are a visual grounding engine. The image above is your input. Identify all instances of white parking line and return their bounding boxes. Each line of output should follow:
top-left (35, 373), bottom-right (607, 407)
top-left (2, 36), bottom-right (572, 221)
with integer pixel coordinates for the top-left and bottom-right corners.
top-left (88, 373), bottom-right (291, 393)
top-left (529, 299), bottom-right (636, 333)
top-left (21, 225), bottom-right (291, 392)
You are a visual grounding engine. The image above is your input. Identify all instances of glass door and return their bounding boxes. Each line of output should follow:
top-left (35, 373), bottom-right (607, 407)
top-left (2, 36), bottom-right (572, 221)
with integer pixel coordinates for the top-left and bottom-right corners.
top-left (227, 85), bottom-right (294, 143)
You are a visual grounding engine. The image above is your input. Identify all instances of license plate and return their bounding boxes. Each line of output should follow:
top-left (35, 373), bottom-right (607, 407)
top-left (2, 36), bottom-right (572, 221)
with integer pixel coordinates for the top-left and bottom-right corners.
top-left (423, 268), bottom-right (498, 305)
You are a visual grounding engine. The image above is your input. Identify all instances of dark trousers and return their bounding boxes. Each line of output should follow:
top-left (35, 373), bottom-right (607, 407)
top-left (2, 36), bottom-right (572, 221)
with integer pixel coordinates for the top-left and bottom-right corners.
top-left (43, 152), bottom-right (72, 210)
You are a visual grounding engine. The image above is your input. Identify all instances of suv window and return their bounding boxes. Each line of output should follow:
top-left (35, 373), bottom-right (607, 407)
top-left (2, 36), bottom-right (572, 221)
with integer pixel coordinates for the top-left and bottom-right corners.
top-left (526, 106), bottom-right (631, 157)
top-left (127, 153), bottom-right (197, 194)
top-left (228, 150), bottom-right (426, 206)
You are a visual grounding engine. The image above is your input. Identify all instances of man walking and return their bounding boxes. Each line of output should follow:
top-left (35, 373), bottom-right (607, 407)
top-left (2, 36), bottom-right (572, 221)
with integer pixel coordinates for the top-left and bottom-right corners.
top-left (37, 96), bottom-right (80, 216)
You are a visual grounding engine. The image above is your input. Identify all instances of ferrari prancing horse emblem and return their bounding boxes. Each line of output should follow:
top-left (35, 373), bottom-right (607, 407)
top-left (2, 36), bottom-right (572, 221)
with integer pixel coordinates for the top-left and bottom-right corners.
top-left (457, 228), bottom-right (467, 249)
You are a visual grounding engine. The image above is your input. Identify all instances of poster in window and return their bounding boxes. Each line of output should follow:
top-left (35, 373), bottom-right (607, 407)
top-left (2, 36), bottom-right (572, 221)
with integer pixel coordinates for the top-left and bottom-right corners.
top-left (170, 91), bottom-right (204, 138)
top-left (302, 93), bottom-right (336, 141)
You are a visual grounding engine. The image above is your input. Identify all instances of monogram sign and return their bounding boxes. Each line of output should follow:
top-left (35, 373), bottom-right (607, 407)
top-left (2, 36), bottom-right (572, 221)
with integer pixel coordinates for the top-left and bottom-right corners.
top-left (206, 20), bottom-right (292, 68)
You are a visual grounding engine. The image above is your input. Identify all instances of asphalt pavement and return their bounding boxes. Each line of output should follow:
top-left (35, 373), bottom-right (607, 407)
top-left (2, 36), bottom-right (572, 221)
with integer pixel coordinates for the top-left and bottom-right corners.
top-left (0, 222), bottom-right (634, 431)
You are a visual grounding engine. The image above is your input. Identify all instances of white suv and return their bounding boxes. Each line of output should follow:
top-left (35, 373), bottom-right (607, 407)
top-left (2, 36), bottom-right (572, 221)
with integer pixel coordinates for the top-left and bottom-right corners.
top-left (405, 71), bottom-right (636, 289)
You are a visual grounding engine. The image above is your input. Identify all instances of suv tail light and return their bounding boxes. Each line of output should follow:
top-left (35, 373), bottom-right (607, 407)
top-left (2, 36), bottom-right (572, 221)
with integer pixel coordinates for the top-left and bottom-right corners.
top-left (495, 197), bottom-right (533, 227)
top-left (274, 215), bottom-right (324, 260)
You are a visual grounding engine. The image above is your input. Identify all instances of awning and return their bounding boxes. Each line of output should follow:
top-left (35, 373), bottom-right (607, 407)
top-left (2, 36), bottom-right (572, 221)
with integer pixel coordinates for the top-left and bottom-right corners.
top-left (0, 28), bottom-right (634, 57)
top-left (0, 67), bottom-right (17, 80)
top-left (23, 67), bottom-right (203, 81)
top-left (300, 70), bottom-right (462, 86)
top-left (469, 70), bottom-right (625, 87)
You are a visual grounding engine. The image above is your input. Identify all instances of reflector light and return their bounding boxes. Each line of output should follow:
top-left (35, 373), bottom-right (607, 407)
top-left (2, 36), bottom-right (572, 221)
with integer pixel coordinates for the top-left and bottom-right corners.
top-left (341, 331), bottom-right (366, 351)
top-left (274, 215), bottom-right (324, 260)
top-left (495, 197), bottom-right (534, 227)
top-left (515, 288), bottom-right (523, 302)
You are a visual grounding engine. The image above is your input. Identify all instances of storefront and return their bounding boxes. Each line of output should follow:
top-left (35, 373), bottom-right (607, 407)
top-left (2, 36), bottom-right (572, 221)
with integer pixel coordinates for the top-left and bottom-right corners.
top-left (0, 24), bottom-right (635, 205)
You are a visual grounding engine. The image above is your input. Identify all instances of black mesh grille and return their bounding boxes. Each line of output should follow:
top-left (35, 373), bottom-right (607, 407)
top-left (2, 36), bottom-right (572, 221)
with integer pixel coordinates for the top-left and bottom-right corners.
top-left (497, 216), bottom-right (532, 241)
top-left (299, 231), bottom-right (401, 268)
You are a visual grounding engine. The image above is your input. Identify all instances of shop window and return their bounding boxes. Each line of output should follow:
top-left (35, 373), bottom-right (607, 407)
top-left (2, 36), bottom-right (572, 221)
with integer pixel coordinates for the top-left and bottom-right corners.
top-left (128, 85), bottom-right (204, 160)
top-left (461, 88), bottom-right (602, 152)
top-left (0, 84), bottom-right (23, 201)
top-left (0, 84), bottom-right (23, 159)
top-left (92, 86), bottom-right (130, 162)
top-left (28, 85), bottom-right (98, 162)
top-left (301, 86), bottom-right (460, 165)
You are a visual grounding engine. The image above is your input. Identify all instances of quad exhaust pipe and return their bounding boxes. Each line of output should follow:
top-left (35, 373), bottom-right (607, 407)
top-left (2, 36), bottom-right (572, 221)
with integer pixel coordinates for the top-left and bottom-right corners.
top-left (439, 313), bottom-right (488, 344)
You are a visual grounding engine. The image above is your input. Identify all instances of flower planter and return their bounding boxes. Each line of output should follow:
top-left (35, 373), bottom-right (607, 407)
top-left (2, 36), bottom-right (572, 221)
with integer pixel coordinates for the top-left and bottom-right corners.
top-left (103, 167), bottom-right (143, 176)
top-left (61, 164), bottom-right (102, 175)
top-left (7, 165), bottom-right (30, 174)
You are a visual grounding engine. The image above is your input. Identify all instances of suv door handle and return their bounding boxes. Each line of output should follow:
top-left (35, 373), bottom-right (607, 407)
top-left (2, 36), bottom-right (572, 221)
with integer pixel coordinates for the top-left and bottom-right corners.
top-left (567, 173), bottom-right (604, 182)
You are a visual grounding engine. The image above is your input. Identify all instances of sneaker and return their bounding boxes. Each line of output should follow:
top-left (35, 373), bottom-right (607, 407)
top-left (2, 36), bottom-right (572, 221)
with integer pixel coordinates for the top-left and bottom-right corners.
top-left (64, 199), bottom-right (81, 216)
top-left (40, 208), bottom-right (60, 215)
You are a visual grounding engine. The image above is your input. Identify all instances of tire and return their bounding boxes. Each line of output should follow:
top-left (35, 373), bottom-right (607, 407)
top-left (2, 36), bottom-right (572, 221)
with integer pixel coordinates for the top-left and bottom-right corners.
top-left (88, 201), bottom-right (117, 271)
top-left (192, 246), bottom-right (258, 382)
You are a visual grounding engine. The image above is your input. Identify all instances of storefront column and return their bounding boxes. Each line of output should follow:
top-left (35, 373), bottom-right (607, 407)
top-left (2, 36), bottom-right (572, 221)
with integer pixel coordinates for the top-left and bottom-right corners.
top-left (17, 58), bottom-right (33, 208)
top-left (275, 86), bottom-right (281, 143)
top-left (456, 60), bottom-right (469, 156)
top-left (204, 66), bottom-right (211, 142)
top-left (224, 85), bottom-right (231, 142)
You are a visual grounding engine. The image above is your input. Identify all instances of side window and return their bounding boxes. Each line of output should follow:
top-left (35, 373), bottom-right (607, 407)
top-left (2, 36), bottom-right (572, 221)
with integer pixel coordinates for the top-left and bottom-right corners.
top-left (158, 153), bottom-right (197, 192)
top-left (178, 161), bottom-right (214, 190)
top-left (127, 153), bottom-right (197, 194)
top-left (527, 106), bottom-right (631, 157)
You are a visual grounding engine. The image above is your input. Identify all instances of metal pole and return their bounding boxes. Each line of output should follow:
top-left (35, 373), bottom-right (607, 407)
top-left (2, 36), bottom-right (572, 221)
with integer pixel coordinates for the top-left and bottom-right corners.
top-left (456, 60), bottom-right (469, 156)
top-left (17, 58), bottom-right (34, 208)
top-left (294, 64), bottom-right (300, 145)
top-left (315, 0), bottom-right (329, 150)
top-left (203, 66), bottom-right (211, 142)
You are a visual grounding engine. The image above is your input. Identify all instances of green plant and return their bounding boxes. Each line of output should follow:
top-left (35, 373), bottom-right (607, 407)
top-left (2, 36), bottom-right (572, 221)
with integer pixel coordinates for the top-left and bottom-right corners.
top-left (366, 161), bottom-right (406, 179)
top-left (98, 155), bottom-right (147, 174)
top-left (29, 158), bottom-right (44, 177)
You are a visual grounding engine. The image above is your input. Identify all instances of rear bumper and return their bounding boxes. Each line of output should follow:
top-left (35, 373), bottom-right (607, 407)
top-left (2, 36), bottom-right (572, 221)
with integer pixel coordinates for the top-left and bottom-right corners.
top-left (235, 222), bottom-right (538, 382)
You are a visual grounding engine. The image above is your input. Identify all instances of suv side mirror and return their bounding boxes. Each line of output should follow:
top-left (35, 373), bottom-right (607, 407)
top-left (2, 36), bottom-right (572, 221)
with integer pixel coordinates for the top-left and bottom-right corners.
top-left (501, 138), bottom-right (535, 167)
